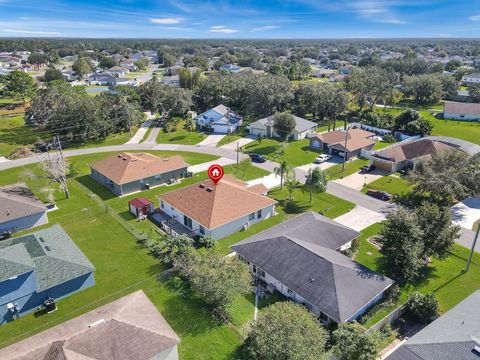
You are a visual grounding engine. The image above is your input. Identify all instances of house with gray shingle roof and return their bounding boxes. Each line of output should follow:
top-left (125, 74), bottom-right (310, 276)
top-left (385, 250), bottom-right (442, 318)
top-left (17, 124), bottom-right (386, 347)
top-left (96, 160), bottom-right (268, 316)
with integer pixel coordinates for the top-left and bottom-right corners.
top-left (0, 224), bottom-right (95, 325)
top-left (386, 290), bottom-right (480, 360)
top-left (0, 183), bottom-right (48, 234)
top-left (248, 114), bottom-right (317, 141)
top-left (232, 212), bottom-right (394, 324)
top-left (0, 290), bottom-right (180, 360)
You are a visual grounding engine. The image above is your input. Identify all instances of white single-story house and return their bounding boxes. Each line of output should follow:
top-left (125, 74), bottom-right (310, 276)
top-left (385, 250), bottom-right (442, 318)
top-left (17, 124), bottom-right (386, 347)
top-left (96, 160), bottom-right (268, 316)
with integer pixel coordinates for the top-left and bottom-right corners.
top-left (248, 115), bottom-right (317, 140)
top-left (160, 75), bottom-right (180, 87)
top-left (461, 73), bottom-right (480, 84)
top-left (158, 174), bottom-right (276, 240)
top-left (232, 212), bottom-right (394, 325)
top-left (194, 105), bottom-right (243, 134)
top-left (443, 101), bottom-right (480, 121)
top-left (0, 183), bottom-right (48, 234)
top-left (219, 64), bottom-right (241, 73)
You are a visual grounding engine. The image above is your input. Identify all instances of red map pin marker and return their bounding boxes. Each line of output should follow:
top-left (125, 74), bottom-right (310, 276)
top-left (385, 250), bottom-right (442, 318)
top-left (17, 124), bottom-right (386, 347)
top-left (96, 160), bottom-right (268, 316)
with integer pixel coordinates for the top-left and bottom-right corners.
top-left (208, 164), bottom-right (224, 185)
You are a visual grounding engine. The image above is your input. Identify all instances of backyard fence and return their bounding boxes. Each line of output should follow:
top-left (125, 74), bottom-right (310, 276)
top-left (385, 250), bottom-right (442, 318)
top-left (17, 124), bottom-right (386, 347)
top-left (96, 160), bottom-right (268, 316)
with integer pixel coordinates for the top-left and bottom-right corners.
top-left (367, 304), bottom-right (406, 333)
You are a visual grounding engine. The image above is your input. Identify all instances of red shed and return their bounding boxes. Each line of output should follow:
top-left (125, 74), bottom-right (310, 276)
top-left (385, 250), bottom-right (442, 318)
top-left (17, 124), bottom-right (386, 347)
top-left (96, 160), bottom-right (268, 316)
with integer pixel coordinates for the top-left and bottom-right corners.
top-left (128, 197), bottom-right (154, 218)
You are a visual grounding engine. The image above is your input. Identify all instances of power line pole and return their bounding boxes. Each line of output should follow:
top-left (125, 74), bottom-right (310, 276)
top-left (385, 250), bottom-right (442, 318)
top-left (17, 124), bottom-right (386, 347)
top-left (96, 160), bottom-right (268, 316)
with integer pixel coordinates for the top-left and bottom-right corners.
top-left (464, 226), bottom-right (480, 273)
top-left (55, 135), bottom-right (70, 199)
top-left (236, 142), bottom-right (240, 174)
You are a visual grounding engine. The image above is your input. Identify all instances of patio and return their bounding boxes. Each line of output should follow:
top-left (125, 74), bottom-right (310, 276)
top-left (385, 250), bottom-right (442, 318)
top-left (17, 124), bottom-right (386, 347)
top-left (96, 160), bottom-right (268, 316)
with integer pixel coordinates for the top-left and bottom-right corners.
top-left (150, 210), bottom-right (197, 237)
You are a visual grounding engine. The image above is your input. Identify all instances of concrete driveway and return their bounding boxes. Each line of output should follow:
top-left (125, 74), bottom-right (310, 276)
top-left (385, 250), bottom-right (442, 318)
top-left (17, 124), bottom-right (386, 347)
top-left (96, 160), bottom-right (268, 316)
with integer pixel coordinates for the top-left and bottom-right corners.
top-left (187, 157), bottom-right (236, 174)
top-left (451, 198), bottom-right (480, 230)
top-left (125, 120), bottom-right (151, 144)
top-left (246, 173), bottom-right (282, 189)
top-left (334, 205), bottom-right (386, 231)
top-left (197, 134), bottom-right (225, 147)
top-left (296, 156), bottom-right (343, 172)
top-left (220, 135), bottom-right (256, 150)
top-left (333, 169), bottom-right (388, 191)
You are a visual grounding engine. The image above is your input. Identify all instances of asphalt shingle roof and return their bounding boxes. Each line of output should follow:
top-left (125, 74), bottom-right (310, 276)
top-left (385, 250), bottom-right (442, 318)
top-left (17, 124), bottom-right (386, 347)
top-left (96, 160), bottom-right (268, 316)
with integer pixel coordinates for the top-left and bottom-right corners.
top-left (0, 224), bottom-right (95, 291)
top-left (0, 290), bottom-right (180, 360)
top-left (232, 212), bottom-right (393, 323)
top-left (249, 115), bottom-right (317, 133)
top-left (386, 290), bottom-right (480, 360)
top-left (0, 183), bottom-right (47, 223)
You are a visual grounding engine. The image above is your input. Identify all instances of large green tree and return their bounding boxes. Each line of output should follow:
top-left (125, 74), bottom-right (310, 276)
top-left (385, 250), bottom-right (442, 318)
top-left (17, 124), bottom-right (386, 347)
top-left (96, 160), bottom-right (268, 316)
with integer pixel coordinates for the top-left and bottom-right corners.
top-left (243, 302), bottom-right (328, 360)
top-left (174, 249), bottom-right (251, 321)
top-left (1, 70), bottom-right (38, 105)
top-left (273, 112), bottom-right (296, 141)
top-left (139, 79), bottom-right (193, 118)
top-left (332, 322), bottom-right (380, 360)
top-left (72, 57), bottom-right (94, 77)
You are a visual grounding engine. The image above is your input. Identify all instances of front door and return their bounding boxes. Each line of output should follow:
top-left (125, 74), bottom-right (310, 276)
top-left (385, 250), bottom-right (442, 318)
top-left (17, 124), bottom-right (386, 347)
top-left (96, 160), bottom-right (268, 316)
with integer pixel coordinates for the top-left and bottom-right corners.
top-left (266, 125), bottom-right (272, 137)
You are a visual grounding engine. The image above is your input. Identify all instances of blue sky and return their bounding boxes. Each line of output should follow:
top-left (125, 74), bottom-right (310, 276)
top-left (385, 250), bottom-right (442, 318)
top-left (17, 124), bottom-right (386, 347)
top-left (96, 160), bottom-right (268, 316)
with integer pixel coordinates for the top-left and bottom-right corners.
top-left (0, 0), bottom-right (479, 38)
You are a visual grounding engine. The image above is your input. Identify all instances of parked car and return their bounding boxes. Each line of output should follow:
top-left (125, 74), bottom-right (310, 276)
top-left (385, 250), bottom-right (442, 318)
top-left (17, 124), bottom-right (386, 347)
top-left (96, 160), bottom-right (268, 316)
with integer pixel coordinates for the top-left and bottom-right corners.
top-left (249, 153), bottom-right (267, 163)
top-left (361, 164), bottom-right (376, 173)
top-left (366, 189), bottom-right (395, 201)
top-left (313, 154), bottom-right (331, 164)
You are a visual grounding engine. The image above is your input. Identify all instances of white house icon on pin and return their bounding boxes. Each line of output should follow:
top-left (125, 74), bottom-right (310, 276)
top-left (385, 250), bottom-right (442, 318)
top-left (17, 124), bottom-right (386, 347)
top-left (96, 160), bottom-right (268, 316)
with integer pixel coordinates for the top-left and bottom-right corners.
top-left (212, 169), bottom-right (220, 177)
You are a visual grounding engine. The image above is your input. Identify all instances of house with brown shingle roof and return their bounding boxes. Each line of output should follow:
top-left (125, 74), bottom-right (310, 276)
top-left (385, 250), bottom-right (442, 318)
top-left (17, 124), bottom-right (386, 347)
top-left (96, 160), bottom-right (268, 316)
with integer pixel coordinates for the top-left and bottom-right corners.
top-left (0, 290), bottom-right (180, 360)
top-left (0, 183), bottom-right (48, 234)
top-left (309, 128), bottom-right (376, 160)
top-left (157, 174), bottom-right (277, 240)
top-left (371, 138), bottom-right (456, 173)
top-left (444, 101), bottom-right (480, 121)
top-left (90, 152), bottom-right (190, 196)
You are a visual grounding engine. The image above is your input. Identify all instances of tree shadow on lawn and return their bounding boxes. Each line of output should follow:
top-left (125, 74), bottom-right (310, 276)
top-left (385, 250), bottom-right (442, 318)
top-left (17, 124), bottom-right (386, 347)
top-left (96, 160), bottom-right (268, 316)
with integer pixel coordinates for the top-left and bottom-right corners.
top-left (245, 145), bottom-right (278, 156)
top-left (167, 135), bottom-right (187, 142)
top-left (0, 125), bottom-right (40, 146)
top-left (277, 198), bottom-right (310, 214)
top-left (75, 175), bottom-right (116, 201)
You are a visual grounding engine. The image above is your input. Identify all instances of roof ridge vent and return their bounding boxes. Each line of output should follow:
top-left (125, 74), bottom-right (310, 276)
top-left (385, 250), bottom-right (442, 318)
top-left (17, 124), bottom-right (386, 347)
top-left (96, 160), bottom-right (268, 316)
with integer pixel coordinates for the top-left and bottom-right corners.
top-left (199, 184), bottom-right (205, 189)
top-left (206, 187), bottom-right (214, 192)
top-left (88, 319), bottom-right (105, 328)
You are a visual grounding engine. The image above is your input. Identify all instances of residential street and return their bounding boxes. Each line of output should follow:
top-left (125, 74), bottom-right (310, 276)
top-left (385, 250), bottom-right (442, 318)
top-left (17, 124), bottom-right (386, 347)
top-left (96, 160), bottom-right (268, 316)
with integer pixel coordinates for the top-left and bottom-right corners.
top-left (0, 142), bottom-right (477, 253)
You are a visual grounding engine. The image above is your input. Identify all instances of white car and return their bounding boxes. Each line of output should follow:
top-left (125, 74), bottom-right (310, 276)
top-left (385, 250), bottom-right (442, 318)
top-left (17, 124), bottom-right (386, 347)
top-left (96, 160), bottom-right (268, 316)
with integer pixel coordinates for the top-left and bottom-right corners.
top-left (313, 154), bottom-right (331, 164)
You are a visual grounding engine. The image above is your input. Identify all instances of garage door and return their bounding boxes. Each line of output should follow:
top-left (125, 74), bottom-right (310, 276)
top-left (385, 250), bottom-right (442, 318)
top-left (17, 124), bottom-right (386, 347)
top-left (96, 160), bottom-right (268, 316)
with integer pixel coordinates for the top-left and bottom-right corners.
top-left (311, 140), bottom-right (320, 148)
top-left (250, 128), bottom-right (266, 137)
top-left (373, 159), bottom-right (393, 172)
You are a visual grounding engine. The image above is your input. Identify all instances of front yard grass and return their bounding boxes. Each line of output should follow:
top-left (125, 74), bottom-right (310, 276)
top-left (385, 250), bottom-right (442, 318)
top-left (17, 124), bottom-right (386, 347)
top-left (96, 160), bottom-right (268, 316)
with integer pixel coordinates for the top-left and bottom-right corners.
top-left (156, 119), bottom-right (207, 145)
top-left (244, 138), bottom-right (321, 167)
top-left (375, 107), bottom-right (480, 145)
top-left (355, 223), bottom-right (480, 328)
top-left (0, 115), bottom-right (42, 157)
top-left (362, 175), bottom-right (413, 196)
top-left (323, 158), bottom-right (370, 180)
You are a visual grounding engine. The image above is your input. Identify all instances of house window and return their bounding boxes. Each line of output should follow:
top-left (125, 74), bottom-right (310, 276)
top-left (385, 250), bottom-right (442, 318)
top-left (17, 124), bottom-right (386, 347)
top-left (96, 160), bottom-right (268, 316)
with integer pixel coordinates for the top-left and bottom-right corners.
top-left (257, 209), bottom-right (262, 219)
top-left (287, 288), bottom-right (293, 295)
top-left (319, 312), bottom-right (329, 323)
top-left (252, 264), bottom-right (257, 273)
top-left (249, 213), bottom-right (255, 221)
top-left (258, 268), bottom-right (265, 277)
top-left (154, 174), bottom-right (161, 181)
top-left (199, 225), bottom-right (205, 235)
top-left (183, 215), bottom-right (193, 229)
top-left (161, 201), bottom-right (165, 209)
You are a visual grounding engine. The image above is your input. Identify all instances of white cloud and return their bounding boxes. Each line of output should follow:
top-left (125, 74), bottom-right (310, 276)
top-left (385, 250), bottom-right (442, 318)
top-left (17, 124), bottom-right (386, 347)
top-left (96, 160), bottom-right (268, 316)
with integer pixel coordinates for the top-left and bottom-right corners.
top-left (349, 1), bottom-right (406, 24)
top-left (150, 17), bottom-right (182, 24)
top-left (469, 15), bottom-right (480, 21)
top-left (208, 26), bottom-right (238, 33)
top-left (250, 25), bottom-right (281, 32)
top-left (2, 29), bottom-right (60, 35)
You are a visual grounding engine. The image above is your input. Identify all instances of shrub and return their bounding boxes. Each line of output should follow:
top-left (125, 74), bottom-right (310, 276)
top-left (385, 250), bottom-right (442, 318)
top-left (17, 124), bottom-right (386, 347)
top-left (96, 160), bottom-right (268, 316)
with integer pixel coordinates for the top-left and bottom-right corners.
top-left (383, 133), bottom-right (396, 143)
top-left (405, 292), bottom-right (439, 323)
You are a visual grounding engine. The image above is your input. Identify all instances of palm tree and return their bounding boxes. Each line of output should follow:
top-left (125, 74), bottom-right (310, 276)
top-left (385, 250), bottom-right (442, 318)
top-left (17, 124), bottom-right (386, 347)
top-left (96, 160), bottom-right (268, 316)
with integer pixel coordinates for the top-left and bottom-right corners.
top-left (274, 160), bottom-right (292, 190)
top-left (284, 175), bottom-right (301, 201)
top-left (304, 168), bottom-right (328, 204)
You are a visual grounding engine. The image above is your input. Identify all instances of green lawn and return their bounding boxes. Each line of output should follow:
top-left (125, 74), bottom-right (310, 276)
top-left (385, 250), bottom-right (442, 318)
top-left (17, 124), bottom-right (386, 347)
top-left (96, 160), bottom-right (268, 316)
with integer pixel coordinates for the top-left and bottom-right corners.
top-left (0, 115), bottom-right (42, 157)
top-left (323, 158), bottom-right (370, 180)
top-left (244, 138), bottom-right (321, 167)
top-left (373, 141), bottom-right (394, 150)
top-left (355, 224), bottom-right (480, 328)
top-left (0, 151), bottom-right (256, 359)
top-left (126, 70), bottom-right (147, 79)
top-left (375, 107), bottom-right (480, 145)
top-left (156, 119), bottom-right (207, 145)
top-left (362, 175), bottom-right (413, 196)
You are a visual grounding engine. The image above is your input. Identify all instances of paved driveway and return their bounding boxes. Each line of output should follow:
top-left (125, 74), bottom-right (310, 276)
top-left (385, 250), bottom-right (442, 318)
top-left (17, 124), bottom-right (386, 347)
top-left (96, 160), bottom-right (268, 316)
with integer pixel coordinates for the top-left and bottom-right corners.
top-left (220, 135), bottom-right (256, 150)
top-left (333, 169), bottom-right (388, 191)
top-left (334, 205), bottom-right (386, 231)
top-left (125, 120), bottom-right (151, 144)
top-left (451, 198), bottom-right (480, 230)
top-left (296, 156), bottom-right (343, 172)
top-left (246, 173), bottom-right (282, 189)
top-left (197, 134), bottom-right (225, 146)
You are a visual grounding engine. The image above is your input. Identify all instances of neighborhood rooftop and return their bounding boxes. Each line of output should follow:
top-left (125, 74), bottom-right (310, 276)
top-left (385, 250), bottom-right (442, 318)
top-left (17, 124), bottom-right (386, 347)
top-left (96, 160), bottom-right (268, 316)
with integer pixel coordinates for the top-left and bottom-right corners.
top-left (232, 212), bottom-right (394, 323)
top-left (386, 290), bottom-right (480, 360)
top-left (0, 224), bottom-right (95, 292)
top-left (0, 183), bottom-right (47, 224)
top-left (0, 290), bottom-right (180, 360)
top-left (312, 128), bottom-right (376, 152)
top-left (250, 115), bottom-right (317, 134)
top-left (91, 152), bottom-right (190, 185)
top-left (444, 101), bottom-right (480, 116)
top-left (374, 139), bottom-right (455, 163)
top-left (158, 174), bottom-right (276, 229)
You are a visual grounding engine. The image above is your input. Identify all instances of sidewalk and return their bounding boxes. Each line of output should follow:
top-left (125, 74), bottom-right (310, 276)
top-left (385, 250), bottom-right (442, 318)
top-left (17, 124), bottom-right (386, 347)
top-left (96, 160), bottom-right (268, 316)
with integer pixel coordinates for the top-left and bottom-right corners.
top-left (188, 157), bottom-right (236, 174)
top-left (219, 135), bottom-right (256, 150)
